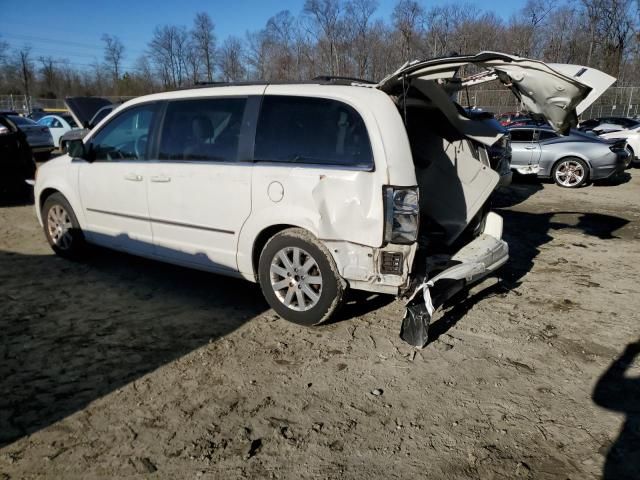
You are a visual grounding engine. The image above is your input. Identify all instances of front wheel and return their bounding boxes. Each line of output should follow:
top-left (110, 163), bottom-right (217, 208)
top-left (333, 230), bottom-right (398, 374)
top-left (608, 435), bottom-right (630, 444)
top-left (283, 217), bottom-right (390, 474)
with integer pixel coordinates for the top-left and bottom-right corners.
top-left (552, 157), bottom-right (589, 188)
top-left (258, 228), bottom-right (346, 326)
top-left (42, 193), bottom-right (85, 258)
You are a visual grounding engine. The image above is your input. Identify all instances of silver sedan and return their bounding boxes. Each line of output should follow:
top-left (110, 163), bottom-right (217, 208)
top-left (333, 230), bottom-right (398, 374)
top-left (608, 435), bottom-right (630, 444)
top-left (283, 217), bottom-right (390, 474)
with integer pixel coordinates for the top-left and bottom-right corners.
top-left (509, 126), bottom-right (629, 187)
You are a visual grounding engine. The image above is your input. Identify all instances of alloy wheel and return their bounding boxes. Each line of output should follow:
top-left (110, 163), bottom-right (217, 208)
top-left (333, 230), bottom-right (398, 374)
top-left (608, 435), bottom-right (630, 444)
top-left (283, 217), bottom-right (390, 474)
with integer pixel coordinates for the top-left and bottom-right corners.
top-left (270, 246), bottom-right (323, 311)
top-left (47, 204), bottom-right (73, 250)
top-left (555, 160), bottom-right (585, 187)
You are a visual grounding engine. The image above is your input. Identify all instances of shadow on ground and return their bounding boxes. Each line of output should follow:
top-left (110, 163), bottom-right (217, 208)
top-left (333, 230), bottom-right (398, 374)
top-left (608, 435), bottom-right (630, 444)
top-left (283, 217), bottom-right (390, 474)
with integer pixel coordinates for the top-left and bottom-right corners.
top-left (593, 340), bottom-right (640, 480)
top-left (0, 247), bottom-right (268, 447)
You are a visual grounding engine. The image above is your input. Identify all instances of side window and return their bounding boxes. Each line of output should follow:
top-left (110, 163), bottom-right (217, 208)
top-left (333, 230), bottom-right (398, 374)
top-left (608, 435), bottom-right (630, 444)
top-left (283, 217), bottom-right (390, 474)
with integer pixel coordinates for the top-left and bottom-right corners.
top-left (91, 104), bottom-right (156, 162)
top-left (510, 129), bottom-right (535, 142)
top-left (38, 117), bottom-right (52, 127)
top-left (51, 118), bottom-right (62, 128)
top-left (538, 130), bottom-right (558, 141)
top-left (159, 97), bottom-right (246, 162)
top-left (254, 95), bottom-right (373, 169)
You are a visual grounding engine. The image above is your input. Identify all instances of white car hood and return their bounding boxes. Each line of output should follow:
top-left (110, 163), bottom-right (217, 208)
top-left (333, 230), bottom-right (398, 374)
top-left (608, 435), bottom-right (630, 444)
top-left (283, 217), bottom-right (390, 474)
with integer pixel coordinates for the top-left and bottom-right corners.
top-left (377, 51), bottom-right (615, 136)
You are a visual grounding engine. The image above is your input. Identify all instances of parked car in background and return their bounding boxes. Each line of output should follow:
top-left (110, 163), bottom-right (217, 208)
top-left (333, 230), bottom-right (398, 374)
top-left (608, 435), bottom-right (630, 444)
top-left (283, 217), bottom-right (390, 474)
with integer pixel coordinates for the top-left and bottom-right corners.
top-left (7, 115), bottom-right (54, 161)
top-left (496, 111), bottom-right (528, 126)
top-left (34, 52), bottom-right (613, 346)
top-left (37, 114), bottom-right (79, 148)
top-left (0, 113), bottom-right (37, 197)
top-left (598, 126), bottom-right (640, 167)
top-left (509, 126), bottom-right (629, 187)
top-left (28, 108), bottom-right (52, 121)
top-left (578, 116), bottom-right (640, 133)
top-left (60, 97), bottom-right (115, 151)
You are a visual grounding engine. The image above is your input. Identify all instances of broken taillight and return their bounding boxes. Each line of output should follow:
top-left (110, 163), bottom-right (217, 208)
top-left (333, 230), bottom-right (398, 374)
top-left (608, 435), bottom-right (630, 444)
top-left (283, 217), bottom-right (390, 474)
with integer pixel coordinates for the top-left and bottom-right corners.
top-left (383, 186), bottom-right (419, 245)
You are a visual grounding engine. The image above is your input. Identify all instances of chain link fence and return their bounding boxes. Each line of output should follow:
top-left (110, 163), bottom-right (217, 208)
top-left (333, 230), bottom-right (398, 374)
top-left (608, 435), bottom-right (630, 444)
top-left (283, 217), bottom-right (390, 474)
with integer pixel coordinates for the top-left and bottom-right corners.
top-left (466, 86), bottom-right (640, 119)
top-left (3, 87), bottom-right (640, 119)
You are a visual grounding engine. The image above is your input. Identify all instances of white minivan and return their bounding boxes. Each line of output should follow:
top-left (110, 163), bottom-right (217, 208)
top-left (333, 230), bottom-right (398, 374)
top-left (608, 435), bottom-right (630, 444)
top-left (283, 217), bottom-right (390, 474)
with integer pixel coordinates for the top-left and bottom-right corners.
top-left (34, 52), bottom-right (612, 345)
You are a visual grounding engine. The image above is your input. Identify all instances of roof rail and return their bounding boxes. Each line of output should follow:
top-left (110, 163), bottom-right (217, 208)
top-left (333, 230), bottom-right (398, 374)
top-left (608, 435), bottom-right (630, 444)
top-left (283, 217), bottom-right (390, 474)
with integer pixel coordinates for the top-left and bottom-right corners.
top-left (312, 75), bottom-right (376, 85)
top-left (188, 80), bottom-right (269, 89)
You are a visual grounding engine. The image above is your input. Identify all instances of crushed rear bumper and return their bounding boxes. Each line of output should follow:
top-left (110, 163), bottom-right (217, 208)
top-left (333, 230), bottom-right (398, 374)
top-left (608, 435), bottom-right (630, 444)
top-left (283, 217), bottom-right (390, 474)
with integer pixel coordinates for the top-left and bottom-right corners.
top-left (400, 212), bottom-right (508, 347)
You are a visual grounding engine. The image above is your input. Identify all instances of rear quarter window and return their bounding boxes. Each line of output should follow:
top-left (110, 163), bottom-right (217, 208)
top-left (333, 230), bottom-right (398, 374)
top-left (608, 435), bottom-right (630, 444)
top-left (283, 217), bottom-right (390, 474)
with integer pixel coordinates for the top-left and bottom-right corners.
top-left (254, 95), bottom-right (373, 169)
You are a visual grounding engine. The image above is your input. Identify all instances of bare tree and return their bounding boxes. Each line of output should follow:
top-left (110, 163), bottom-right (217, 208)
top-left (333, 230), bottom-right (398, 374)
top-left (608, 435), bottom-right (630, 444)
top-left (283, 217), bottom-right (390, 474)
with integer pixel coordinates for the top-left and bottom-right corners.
top-left (345, 0), bottom-right (378, 78)
top-left (101, 34), bottom-right (125, 83)
top-left (38, 56), bottom-right (57, 96)
top-left (192, 12), bottom-right (216, 81)
top-left (149, 25), bottom-right (189, 88)
top-left (392, 0), bottom-right (424, 59)
top-left (304, 0), bottom-right (344, 75)
top-left (16, 47), bottom-right (33, 110)
top-left (218, 36), bottom-right (246, 81)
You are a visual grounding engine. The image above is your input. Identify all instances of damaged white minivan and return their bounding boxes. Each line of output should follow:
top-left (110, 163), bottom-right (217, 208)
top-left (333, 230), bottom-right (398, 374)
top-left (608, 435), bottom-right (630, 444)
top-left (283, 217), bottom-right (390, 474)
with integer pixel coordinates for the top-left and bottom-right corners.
top-left (34, 52), bottom-right (613, 346)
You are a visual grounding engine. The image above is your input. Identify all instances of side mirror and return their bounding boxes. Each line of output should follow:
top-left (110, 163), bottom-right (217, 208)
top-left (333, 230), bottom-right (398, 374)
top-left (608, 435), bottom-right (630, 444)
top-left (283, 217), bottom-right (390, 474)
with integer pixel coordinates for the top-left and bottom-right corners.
top-left (68, 139), bottom-right (94, 161)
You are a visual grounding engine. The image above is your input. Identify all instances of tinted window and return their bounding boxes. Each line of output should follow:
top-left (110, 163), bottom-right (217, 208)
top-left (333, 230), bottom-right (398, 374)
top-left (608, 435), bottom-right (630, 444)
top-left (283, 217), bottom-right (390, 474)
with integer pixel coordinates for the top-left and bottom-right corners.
top-left (538, 130), bottom-right (558, 140)
top-left (510, 129), bottom-right (535, 142)
top-left (51, 118), bottom-right (63, 128)
top-left (91, 104), bottom-right (156, 161)
top-left (254, 96), bottom-right (373, 168)
top-left (37, 117), bottom-right (53, 127)
top-left (159, 98), bottom-right (246, 162)
top-left (10, 115), bottom-right (36, 126)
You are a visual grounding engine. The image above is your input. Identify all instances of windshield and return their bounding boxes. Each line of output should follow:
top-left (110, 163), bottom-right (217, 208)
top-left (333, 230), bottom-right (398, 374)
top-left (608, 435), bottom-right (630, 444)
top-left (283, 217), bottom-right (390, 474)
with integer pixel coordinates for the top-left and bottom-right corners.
top-left (8, 115), bottom-right (36, 126)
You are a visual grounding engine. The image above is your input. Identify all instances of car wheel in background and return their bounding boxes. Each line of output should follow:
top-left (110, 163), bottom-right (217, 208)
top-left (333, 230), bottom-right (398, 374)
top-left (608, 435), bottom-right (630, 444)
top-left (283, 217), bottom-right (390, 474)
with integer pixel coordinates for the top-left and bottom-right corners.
top-left (258, 228), bottom-right (346, 326)
top-left (42, 193), bottom-right (85, 258)
top-left (627, 146), bottom-right (640, 168)
top-left (552, 157), bottom-right (589, 188)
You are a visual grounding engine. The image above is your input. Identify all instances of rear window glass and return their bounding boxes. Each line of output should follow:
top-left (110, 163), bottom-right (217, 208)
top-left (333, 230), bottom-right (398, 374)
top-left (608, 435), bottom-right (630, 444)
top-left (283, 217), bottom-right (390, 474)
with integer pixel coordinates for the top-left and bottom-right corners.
top-left (510, 129), bottom-right (535, 142)
top-left (9, 115), bottom-right (36, 126)
top-left (159, 98), bottom-right (246, 162)
top-left (254, 95), bottom-right (373, 168)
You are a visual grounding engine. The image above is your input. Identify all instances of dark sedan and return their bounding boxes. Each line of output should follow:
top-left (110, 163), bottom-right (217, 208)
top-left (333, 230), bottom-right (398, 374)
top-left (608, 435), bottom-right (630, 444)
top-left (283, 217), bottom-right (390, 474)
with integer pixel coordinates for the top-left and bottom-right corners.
top-left (7, 115), bottom-right (54, 161)
top-left (0, 114), bottom-right (37, 198)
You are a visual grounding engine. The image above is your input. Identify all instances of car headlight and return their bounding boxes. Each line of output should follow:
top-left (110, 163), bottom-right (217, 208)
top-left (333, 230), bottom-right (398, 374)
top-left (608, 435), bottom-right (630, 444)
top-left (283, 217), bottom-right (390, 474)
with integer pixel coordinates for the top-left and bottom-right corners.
top-left (383, 186), bottom-right (419, 244)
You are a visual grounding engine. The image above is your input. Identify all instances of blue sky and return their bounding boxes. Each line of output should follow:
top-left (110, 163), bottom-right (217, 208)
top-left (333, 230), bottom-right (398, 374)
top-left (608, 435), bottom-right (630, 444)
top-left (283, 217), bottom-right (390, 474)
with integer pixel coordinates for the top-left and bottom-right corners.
top-left (1, 0), bottom-right (527, 72)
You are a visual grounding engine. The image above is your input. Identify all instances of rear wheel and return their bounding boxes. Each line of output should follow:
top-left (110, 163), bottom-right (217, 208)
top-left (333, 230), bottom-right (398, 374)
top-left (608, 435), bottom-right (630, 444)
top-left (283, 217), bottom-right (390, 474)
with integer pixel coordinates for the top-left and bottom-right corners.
top-left (258, 228), bottom-right (346, 326)
top-left (42, 193), bottom-right (85, 258)
top-left (552, 157), bottom-right (588, 188)
top-left (627, 146), bottom-right (640, 168)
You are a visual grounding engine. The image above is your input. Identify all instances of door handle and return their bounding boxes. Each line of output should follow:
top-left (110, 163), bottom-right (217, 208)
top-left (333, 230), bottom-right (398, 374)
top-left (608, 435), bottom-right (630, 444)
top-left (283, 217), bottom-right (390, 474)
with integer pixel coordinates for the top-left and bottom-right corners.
top-left (124, 173), bottom-right (143, 181)
top-left (524, 145), bottom-right (537, 150)
top-left (150, 175), bottom-right (171, 183)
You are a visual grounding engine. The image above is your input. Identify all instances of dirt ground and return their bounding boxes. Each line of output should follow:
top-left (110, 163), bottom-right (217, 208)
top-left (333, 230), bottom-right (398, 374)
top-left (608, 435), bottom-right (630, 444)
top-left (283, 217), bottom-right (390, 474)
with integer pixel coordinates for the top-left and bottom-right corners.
top-left (1, 172), bottom-right (639, 479)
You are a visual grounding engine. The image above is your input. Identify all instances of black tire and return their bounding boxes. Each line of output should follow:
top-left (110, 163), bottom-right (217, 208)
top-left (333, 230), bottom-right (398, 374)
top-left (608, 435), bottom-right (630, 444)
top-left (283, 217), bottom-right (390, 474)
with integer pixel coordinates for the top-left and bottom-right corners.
top-left (258, 228), bottom-right (346, 326)
top-left (552, 157), bottom-right (589, 188)
top-left (42, 193), bottom-right (85, 258)
top-left (628, 146), bottom-right (640, 168)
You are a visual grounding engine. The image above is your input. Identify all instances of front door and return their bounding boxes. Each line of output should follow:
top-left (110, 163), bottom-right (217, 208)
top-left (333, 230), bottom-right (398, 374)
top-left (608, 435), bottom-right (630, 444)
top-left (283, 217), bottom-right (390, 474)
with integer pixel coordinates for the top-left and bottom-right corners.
top-left (509, 128), bottom-right (541, 173)
top-left (146, 96), bottom-right (254, 272)
top-left (78, 103), bottom-right (158, 255)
